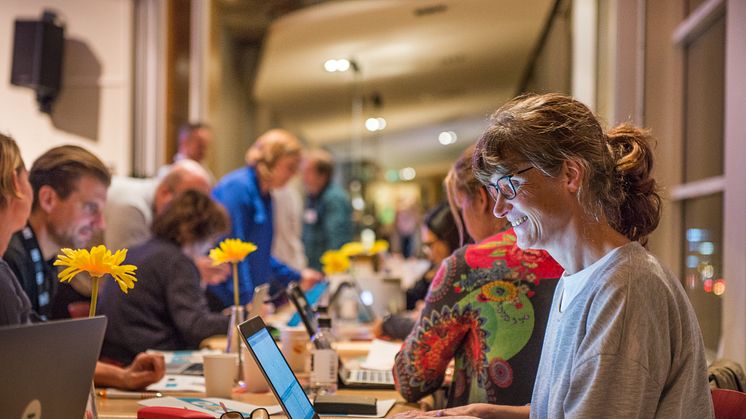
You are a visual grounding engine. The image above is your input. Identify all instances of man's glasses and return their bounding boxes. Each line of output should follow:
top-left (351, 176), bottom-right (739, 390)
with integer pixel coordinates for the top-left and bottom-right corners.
top-left (220, 404), bottom-right (269, 419)
top-left (487, 166), bottom-right (533, 201)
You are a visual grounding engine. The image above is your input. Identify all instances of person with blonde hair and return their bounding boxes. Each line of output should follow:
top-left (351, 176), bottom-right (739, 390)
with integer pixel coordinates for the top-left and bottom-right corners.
top-left (0, 134), bottom-right (34, 325)
top-left (393, 145), bottom-right (562, 408)
top-left (210, 129), bottom-right (322, 308)
top-left (396, 93), bottom-right (712, 418)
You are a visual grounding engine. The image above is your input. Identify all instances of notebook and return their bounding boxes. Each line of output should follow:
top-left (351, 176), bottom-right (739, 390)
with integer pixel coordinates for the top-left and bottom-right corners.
top-left (237, 316), bottom-right (319, 419)
top-left (0, 316), bottom-right (107, 418)
top-left (286, 283), bottom-right (395, 389)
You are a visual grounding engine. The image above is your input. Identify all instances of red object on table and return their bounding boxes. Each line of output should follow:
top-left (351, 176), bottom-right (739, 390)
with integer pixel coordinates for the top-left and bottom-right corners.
top-left (137, 406), bottom-right (214, 419)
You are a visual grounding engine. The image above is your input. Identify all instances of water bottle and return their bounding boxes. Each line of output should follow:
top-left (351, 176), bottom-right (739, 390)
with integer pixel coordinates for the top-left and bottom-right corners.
top-left (311, 316), bottom-right (338, 394)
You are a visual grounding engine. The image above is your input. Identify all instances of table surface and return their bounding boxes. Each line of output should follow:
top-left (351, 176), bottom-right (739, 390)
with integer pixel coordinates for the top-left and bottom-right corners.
top-left (97, 387), bottom-right (420, 418)
top-left (98, 330), bottom-right (423, 418)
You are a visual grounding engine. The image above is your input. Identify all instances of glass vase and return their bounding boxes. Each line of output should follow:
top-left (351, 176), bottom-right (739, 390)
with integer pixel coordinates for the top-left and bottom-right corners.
top-left (226, 305), bottom-right (246, 387)
top-left (85, 381), bottom-right (98, 419)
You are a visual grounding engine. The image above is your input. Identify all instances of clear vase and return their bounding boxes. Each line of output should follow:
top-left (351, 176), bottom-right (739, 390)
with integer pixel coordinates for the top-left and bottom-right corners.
top-left (226, 305), bottom-right (246, 387)
top-left (85, 381), bottom-right (98, 418)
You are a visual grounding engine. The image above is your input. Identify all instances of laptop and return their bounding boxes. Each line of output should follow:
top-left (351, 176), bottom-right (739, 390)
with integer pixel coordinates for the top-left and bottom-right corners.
top-left (237, 316), bottom-right (319, 419)
top-left (0, 316), bottom-right (107, 418)
top-left (286, 283), bottom-right (395, 389)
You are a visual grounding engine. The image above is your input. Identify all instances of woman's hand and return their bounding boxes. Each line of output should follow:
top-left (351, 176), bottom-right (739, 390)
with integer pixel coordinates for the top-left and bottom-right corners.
top-left (391, 404), bottom-right (529, 419)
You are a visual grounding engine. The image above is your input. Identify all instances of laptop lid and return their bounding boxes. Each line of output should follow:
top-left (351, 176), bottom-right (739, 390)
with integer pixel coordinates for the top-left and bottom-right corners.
top-left (286, 282), bottom-right (319, 336)
top-left (238, 316), bottom-right (319, 419)
top-left (248, 283), bottom-right (270, 318)
top-left (0, 316), bottom-right (107, 418)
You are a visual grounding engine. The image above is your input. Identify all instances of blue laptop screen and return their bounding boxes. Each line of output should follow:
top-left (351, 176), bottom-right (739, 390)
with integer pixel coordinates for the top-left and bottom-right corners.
top-left (246, 327), bottom-right (315, 419)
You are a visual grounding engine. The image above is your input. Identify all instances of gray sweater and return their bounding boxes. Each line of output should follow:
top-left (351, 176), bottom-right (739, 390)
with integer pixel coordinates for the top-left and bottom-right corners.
top-left (0, 258), bottom-right (33, 326)
top-left (530, 242), bottom-right (714, 418)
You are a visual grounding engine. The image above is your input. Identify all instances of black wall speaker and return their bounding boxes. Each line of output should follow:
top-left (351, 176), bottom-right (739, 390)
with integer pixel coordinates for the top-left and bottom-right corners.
top-left (10, 10), bottom-right (65, 114)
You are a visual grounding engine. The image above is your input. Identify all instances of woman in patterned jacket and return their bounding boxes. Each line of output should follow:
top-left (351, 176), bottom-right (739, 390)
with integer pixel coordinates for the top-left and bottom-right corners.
top-left (393, 145), bottom-right (563, 407)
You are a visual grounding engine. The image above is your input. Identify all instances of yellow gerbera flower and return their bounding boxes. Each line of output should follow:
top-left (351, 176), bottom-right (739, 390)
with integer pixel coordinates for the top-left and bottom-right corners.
top-left (209, 238), bottom-right (258, 265)
top-left (340, 242), bottom-right (364, 257)
top-left (368, 240), bottom-right (389, 255)
top-left (321, 250), bottom-right (350, 275)
top-left (55, 245), bottom-right (137, 293)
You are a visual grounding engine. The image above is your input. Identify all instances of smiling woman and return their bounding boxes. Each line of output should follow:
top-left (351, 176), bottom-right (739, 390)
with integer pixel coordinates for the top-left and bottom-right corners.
top-left (429, 92), bottom-right (716, 418)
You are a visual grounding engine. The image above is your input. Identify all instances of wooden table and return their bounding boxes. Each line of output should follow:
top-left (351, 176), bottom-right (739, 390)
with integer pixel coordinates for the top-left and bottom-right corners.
top-left (96, 387), bottom-right (421, 418)
top-left (98, 334), bottom-right (422, 418)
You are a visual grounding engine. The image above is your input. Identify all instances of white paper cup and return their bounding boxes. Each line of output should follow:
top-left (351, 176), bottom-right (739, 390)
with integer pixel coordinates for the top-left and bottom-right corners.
top-left (242, 352), bottom-right (270, 393)
top-left (203, 353), bottom-right (238, 398)
top-left (281, 326), bottom-right (309, 372)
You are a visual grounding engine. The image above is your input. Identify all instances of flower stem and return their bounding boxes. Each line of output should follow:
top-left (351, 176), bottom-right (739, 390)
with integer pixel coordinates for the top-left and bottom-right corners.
top-left (232, 263), bottom-right (239, 307)
top-left (89, 276), bottom-right (100, 318)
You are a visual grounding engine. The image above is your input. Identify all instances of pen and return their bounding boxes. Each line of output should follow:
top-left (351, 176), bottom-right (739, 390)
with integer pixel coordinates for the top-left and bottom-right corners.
top-left (97, 388), bottom-right (163, 399)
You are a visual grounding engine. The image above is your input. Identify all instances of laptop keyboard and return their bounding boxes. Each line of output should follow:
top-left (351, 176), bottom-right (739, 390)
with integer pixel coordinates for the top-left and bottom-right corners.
top-left (348, 369), bottom-right (394, 385)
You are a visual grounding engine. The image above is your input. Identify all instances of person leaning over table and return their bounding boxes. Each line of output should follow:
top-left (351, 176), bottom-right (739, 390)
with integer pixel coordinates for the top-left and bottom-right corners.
top-left (103, 159), bottom-right (230, 288)
top-left (392, 145), bottom-right (563, 408)
top-left (99, 189), bottom-right (231, 365)
top-left (0, 134), bottom-right (164, 390)
top-left (394, 92), bottom-right (713, 418)
top-left (209, 129), bottom-right (322, 309)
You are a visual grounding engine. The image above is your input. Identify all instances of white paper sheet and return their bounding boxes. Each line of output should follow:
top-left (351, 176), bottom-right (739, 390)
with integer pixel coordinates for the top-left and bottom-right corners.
top-left (360, 339), bottom-right (402, 371)
top-left (146, 374), bottom-right (206, 393)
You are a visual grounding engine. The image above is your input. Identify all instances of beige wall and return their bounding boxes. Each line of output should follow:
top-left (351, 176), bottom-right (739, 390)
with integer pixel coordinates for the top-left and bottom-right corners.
top-left (0, 0), bottom-right (133, 175)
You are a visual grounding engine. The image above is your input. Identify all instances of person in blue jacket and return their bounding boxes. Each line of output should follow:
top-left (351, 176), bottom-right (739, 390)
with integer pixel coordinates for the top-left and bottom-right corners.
top-left (210, 129), bottom-right (322, 308)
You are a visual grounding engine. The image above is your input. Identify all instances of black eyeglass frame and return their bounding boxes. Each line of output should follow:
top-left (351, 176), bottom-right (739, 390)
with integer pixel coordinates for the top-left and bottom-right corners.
top-left (488, 166), bottom-right (533, 201)
top-left (219, 407), bottom-right (270, 419)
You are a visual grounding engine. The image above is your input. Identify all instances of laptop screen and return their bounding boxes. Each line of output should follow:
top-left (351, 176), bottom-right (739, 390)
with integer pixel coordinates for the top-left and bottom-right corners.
top-left (245, 326), bottom-right (316, 419)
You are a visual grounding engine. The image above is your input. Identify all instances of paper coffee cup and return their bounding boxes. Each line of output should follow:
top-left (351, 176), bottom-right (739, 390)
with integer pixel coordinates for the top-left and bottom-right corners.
top-left (281, 326), bottom-right (309, 372)
top-left (203, 353), bottom-right (237, 398)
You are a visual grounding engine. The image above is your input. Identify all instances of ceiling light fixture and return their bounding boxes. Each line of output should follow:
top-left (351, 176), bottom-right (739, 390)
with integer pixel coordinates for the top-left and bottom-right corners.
top-left (324, 58), bottom-right (351, 73)
top-left (438, 131), bottom-right (457, 145)
top-left (399, 167), bottom-right (416, 181)
top-left (365, 117), bottom-right (386, 132)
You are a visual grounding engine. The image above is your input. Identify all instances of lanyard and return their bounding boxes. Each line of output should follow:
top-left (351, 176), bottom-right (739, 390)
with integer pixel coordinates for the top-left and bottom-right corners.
top-left (18, 225), bottom-right (54, 320)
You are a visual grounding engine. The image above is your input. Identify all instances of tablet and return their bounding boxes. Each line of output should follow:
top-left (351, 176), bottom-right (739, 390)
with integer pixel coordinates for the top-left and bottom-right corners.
top-left (237, 316), bottom-right (319, 419)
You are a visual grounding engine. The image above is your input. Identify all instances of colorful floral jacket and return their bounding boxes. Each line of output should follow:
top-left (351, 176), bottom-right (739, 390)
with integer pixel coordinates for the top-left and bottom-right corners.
top-left (393, 229), bottom-right (563, 407)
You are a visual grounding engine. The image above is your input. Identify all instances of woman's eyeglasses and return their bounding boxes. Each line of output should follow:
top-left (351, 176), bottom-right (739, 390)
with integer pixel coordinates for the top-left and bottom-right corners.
top-left (487, 167), bottom-right (533, 201)
top-left (219, 404), bottom-right (270, 419)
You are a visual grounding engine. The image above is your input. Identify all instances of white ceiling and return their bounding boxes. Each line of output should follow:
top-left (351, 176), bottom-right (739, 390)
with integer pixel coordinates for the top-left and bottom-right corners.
top-left (251, 0), bottom-right (555, 176)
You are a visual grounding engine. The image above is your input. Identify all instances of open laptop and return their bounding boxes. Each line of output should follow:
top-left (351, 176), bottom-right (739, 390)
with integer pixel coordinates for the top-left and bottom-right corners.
top-left (286, 283), bottom-right (395, 389)
top-left (0, 316), bottom-right (107, 418)
top-left (237, 316), bottom-right (319, 419)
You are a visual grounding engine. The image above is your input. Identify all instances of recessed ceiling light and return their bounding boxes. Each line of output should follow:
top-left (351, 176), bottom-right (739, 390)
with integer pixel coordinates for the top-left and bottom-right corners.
top-left (399, 167), bottom-right (416, 181)
top-left (438, 131), bottom-right (457, 145)
top-left (324, 58), bottom-right (351, 73)
top-left (365, 117), bottom-right (386, 132)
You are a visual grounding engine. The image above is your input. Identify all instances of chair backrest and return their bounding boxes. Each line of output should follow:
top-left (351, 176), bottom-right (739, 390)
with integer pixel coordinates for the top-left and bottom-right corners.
top-left (711, 388), bottom-right (746, 419)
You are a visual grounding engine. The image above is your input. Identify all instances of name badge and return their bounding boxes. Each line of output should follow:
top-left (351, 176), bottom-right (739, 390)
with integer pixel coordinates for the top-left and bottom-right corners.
top-left (304, 208), bottom-right (318, 224)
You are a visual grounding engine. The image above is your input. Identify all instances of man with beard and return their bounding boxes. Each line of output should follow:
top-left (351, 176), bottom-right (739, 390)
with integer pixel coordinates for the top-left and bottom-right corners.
top-left (3, 145), bottom-right (110, 320)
